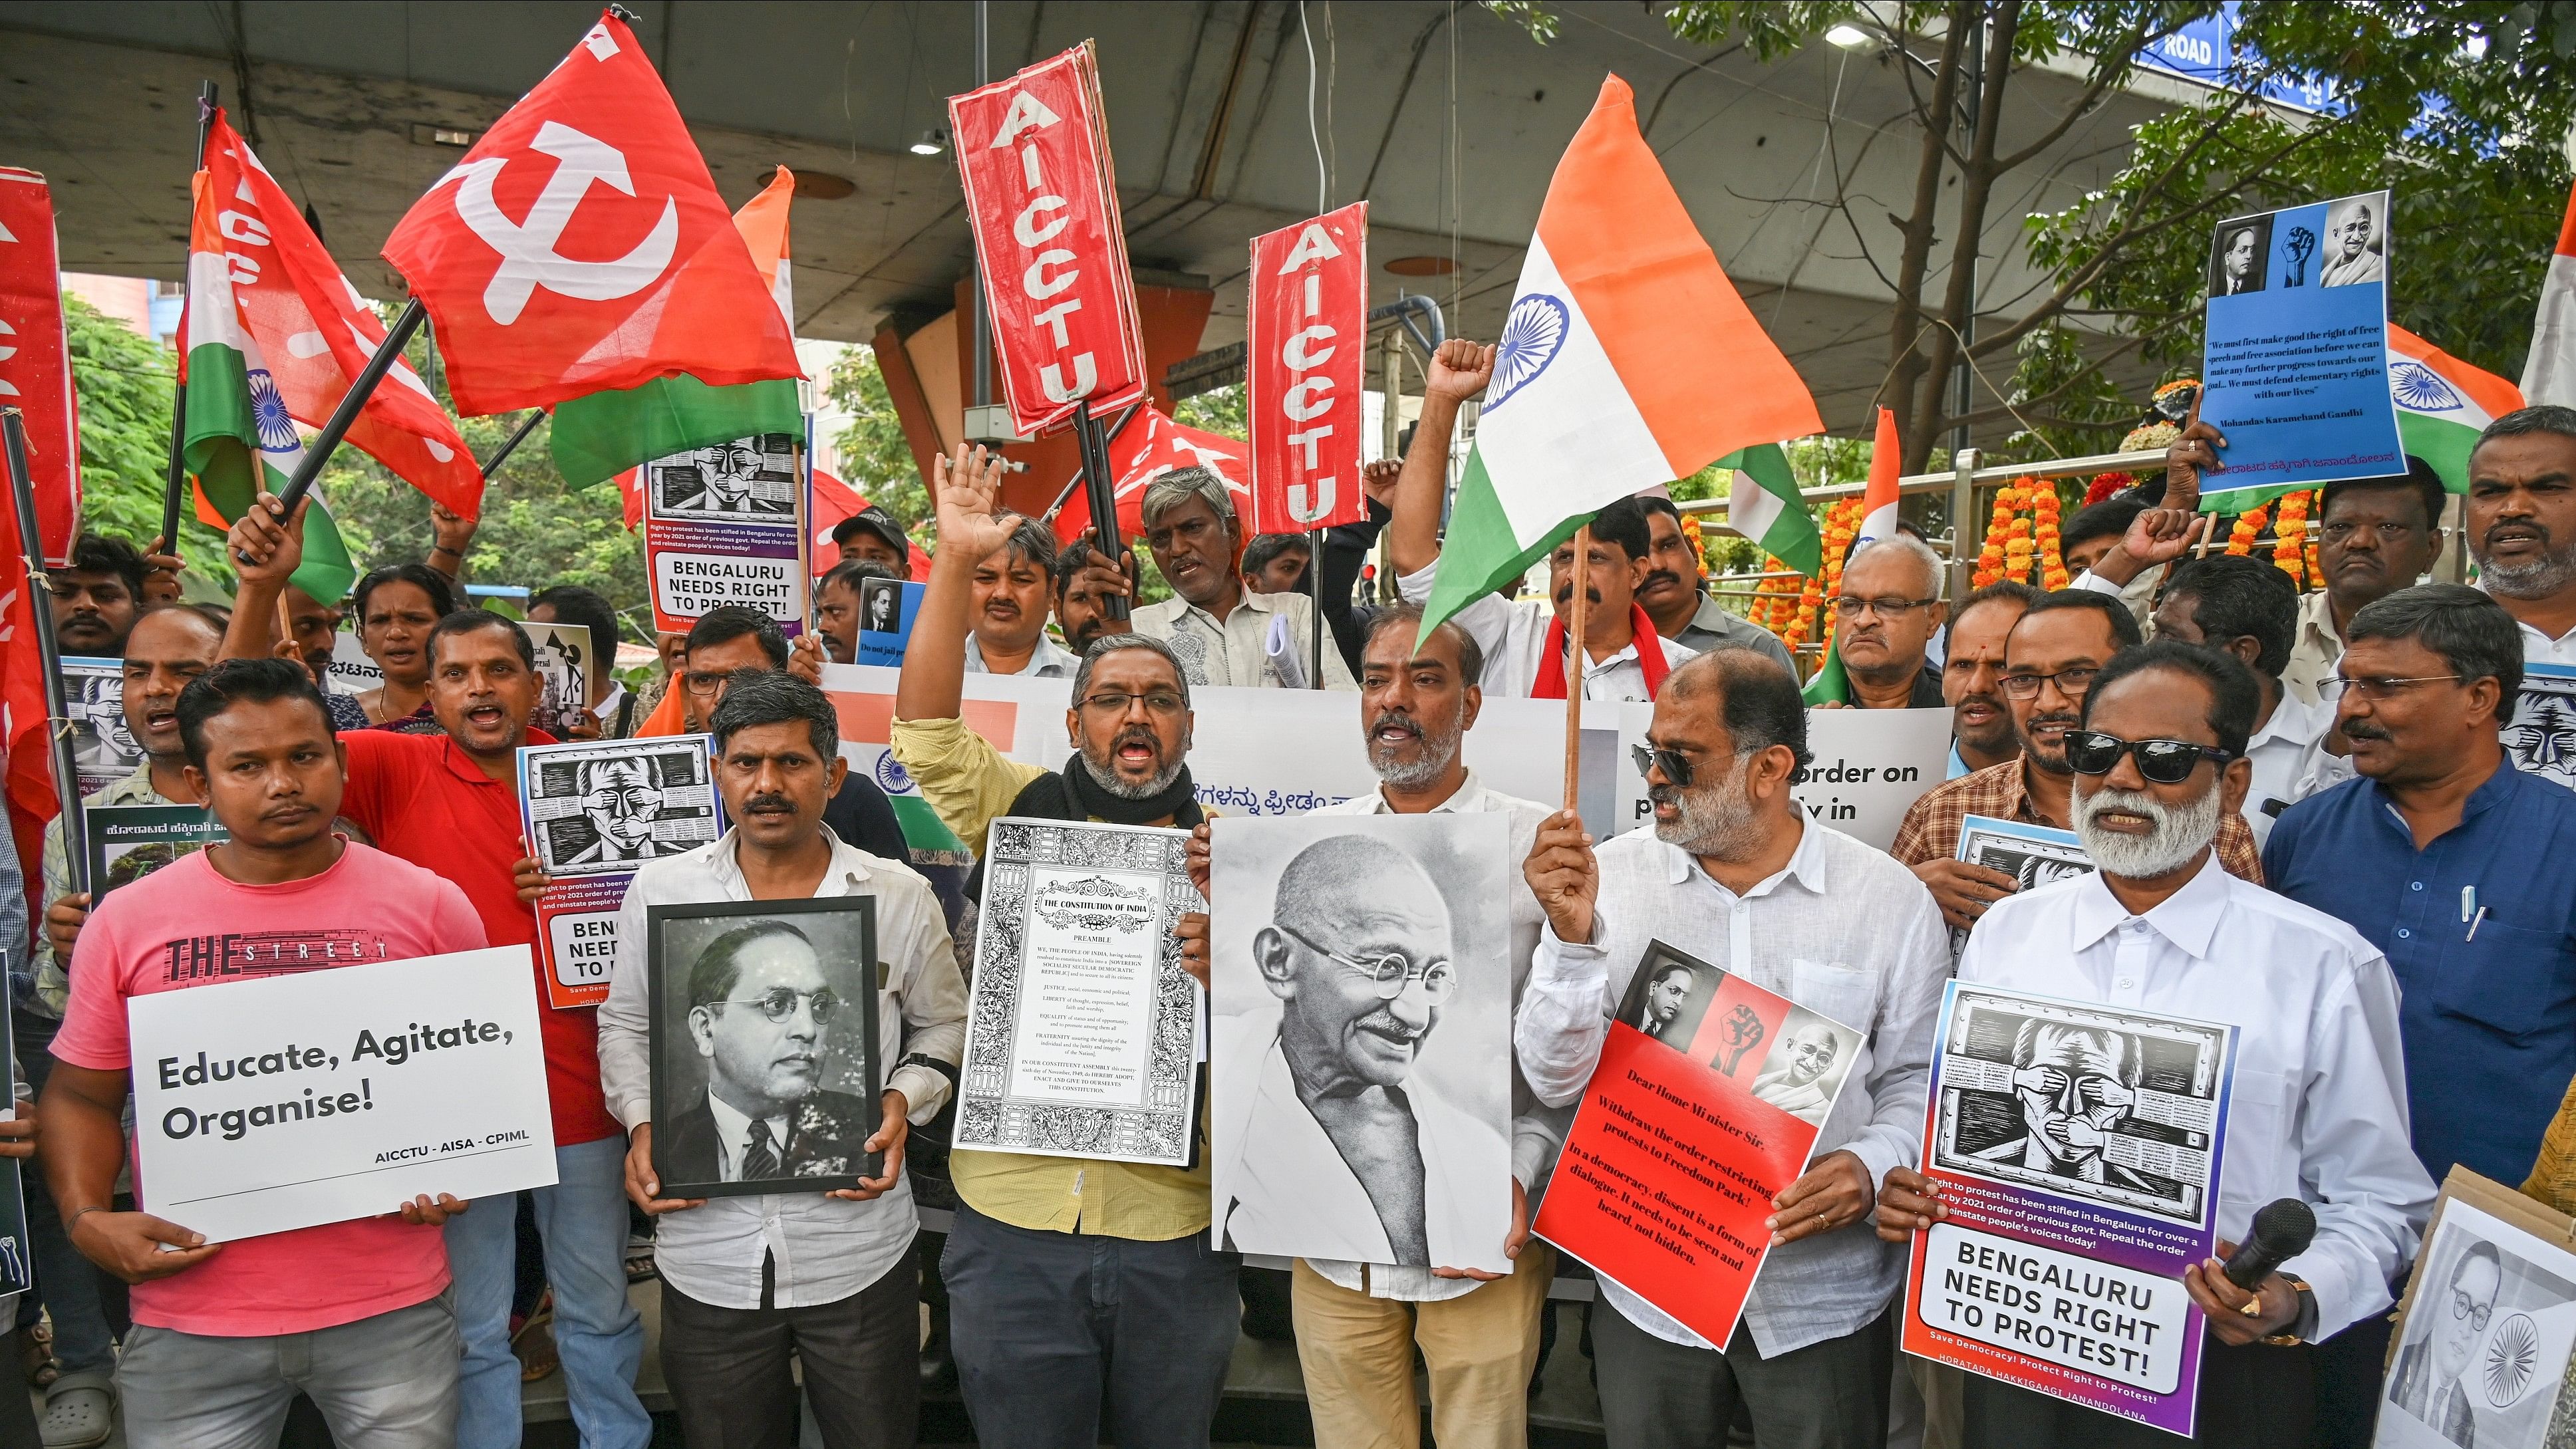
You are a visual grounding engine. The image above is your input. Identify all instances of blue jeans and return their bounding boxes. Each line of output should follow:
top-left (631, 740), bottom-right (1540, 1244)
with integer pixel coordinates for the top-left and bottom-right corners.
top-left (446, 1135), bottom-right (648, 1449)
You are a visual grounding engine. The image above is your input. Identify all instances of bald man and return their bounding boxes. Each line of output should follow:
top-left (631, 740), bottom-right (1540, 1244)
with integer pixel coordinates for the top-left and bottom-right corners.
top-left (1214, 834), bottom-right (1508, 1269)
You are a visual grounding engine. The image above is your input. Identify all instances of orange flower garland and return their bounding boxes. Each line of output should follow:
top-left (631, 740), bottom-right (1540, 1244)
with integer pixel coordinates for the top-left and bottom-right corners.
top-left (2270, 489), bottom-right (2313, 586)
top-left (1973, 485), bottom-right (2019, 588)
top-left (2031, 483), bottom-right (2069, 591)
top-left (1791, 499), bottom-right (1866, 645)
top-left (2224, 502), bottom-right (2270, 557)
top-left (1972, 479), bottom-right (2069, 589)
top-left (1751, 555), bottom-right (1801, 644)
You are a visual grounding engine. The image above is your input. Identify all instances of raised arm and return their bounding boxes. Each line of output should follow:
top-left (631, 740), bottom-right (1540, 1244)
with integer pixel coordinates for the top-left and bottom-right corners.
top-left (217, 491), bottom-right (312, 664)
top-left (1385, 340), bottom-right (1495, 579)
top-left (894, 442), bottom-right (1018, 725)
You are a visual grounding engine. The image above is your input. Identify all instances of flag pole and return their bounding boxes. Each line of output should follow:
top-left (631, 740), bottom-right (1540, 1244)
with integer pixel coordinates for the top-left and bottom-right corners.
top-left (478, 409), bottom-right (545, 477)
top-left (243, 296), bottom-right (428, 558)
top-left (1072, 398), bottom-right (1129, 624)
top-left (3, 409), bottom-right (87, 894)
top-left (1564, 523), bottom-right (1590, 813)
top-left (1308, 525), bottom-right (1326, 689)
top-left (158, 80), bottom-right (219, 563)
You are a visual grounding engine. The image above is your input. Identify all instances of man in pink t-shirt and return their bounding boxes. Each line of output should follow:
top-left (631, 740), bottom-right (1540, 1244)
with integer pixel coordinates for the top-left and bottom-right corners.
top-left (43, 659), bottom-right (489, 1448)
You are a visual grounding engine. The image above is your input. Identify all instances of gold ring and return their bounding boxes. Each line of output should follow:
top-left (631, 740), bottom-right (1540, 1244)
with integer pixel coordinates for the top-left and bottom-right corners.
top-left (2238, 1297), bottom-right (2263, 1318)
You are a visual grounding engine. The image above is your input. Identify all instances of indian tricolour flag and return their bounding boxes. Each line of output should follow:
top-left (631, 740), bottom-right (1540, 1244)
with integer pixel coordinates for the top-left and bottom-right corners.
top-left (1722, 442), bottom-right (1821, 576)
top-left (2390, 323), bottom-right (2522, 493)
top-left (1421, 76), bottom-right (1821, 636)
top-left (2522, 174), bottom-right (2576, 407)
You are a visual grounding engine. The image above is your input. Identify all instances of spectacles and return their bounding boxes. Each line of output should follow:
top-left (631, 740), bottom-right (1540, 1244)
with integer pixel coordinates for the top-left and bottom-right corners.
top-left (684, 669), bottom-right (736, 696)
top-left (710, 987), bottom-right (839, 1025)
top-left (2064, 730), bottom-right (2237, 785)
top-left (1630, 742), bottom-right (1696, 789)
top-left (1998, 666), bottom-right (2101, 700)
top-left (2452, 1289), bottom-right (2494, 1331)
top-left (2329, 672), bottom-right (2459, 702)
top-left (1832, 596), bottom-right (1939, 619)
top-left (1275, 922), bottom-right (1454, 1000)
top-left (1078, 690), bottom-right (1186, 716)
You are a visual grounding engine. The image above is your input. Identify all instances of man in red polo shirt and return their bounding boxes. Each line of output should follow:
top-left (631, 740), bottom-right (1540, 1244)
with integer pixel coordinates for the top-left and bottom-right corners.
top-left (225, 500), bottom-right (650, 1449)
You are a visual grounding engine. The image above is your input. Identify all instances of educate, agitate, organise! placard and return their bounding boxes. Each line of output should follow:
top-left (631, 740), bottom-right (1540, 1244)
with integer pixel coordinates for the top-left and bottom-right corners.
top-left (128, 946), bottom-right (559, 1244)
top-left (1902, 982), bottom-right (2239, 1436)
top-left (2197, 190), bottom-right (2404, 502)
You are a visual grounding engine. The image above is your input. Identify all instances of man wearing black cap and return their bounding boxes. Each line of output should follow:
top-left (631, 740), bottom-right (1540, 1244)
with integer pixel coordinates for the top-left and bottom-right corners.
top-left (833, 506), bottom-right (913, 575)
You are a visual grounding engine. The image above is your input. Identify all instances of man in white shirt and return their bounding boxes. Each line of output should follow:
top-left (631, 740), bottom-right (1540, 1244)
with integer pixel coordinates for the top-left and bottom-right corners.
top-left (1189, 602), bottom-right (1564, 1449)
top-left (1126, 467), bottom-right (1354, 690)
top-left (1877, 640), bottom-right (2434, 1446)
top-left (1518, 648), bottom-right (1951, 1448)
top-left (2150, 555), bottom-right (2341, 845)
top-left (1386, 339), bottom-right (1695, 702)
top-left (592, 671), bottom-right (968, 1449)
top-left (2468, 407), bottom-right (2576, 671)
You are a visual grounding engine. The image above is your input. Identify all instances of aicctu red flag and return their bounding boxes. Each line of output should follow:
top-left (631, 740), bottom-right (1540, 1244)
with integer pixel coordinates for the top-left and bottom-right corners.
top-left (380, 11), bottom-right (799, 417)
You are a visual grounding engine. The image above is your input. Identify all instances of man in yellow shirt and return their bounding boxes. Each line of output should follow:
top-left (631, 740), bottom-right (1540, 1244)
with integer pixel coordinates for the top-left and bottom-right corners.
top-left (891, 443), bottom-right (1234, 1447)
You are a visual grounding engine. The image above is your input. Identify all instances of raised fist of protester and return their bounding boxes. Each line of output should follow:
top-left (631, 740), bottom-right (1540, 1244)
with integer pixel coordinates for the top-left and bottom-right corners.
top-left (1523, 809), bottom-right (1600, 945)
top-left (140, 535), bottom-right (185, 606)
top-left (1184, 822), bottom-right (1212, 898)
top-left (395, 1193), bottom-right (470, 1227)
top-left (788, 631), bottom-right (827, 686)
top-left (225, 489), bottom-right (309, 585)
top-left (2186, 1243), bottom-right (2300, 1343)
top-left (2088, 506), bottom-right (2214, 588)
top-left (1911, 858), bottom-right (2018, 932)
top-left (0, 1101), bottom-right (38, 1161)
top-left (69, 1207), bottom-right (222, 1283)
top-left (1769, 1148), bottom-right (1874, 1246)
top-left (428, 501), bottom-right (478, 567)
top-left (1361, 459), bottom-right (1403, 511)
top-left (827, 1091), bottom-right (911, 1203)
top-left (623, 1123), bottom-right (708, 1216)
top-left (1175, 911), bottom-right (1212, 991)
top-left (1874, 1164), bottom-right (1951, 1242)
top-left (932, 442), bottom-right (1015, 561)
top-left (1424, 339), bottom-right (1497, 405)
top-left (2161, 392), bottom-right (2225, 517)
top-left (44, 891), bottom-right (88, 964)
top-left (1435, 1178), bottom-right (1530, 1281)
top-left (1072, 529), bottom-right (1138, 600)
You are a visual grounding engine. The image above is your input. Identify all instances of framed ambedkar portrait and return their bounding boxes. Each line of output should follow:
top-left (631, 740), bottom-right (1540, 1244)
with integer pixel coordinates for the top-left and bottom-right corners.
top-left (645, 896), bottom-right (882, 1199)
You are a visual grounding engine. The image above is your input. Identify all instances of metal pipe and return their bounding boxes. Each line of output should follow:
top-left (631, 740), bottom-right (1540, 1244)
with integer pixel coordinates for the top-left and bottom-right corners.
top-left (3, 409), bottom-right (86, 893)
top-left (158, 80), bottom-right (219, 560)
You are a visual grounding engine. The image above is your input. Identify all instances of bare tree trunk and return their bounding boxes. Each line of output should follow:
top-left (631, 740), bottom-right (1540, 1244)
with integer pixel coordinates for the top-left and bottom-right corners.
top-left (1878, 2), bottom-right (1973, 445)
top-left (1904, 1), bottom-right (2019, 473)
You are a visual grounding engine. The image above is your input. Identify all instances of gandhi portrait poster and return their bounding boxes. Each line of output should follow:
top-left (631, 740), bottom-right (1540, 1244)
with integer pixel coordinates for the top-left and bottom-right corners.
top-left (644, 895), bottom-right (882, 1199)
top-left (1208, 813), bottom-right (1513, 1274)
top-left (519, 736), bottom-right (726, 1010)
top-left (957, 819), bottom-right (1203, 1168)
top-left (2376, 1170), bottom-right (2576, 1449)
top-left (1902, 982), bottom-right (2239, 1436)
top-left (1532, 938), bottom-right (1862, 1347)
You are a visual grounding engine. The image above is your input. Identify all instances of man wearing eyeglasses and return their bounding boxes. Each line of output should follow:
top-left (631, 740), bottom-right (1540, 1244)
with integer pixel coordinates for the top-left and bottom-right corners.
top-left (1519, 648), bottom-right (1950, 1449)
top-left (1818, 536), bottom-right (1949, 709)
top-left (1880, 640), bottom-right (2433, 1444)
top-left (2261, 585), bottom-right (2576, 1446)
top-left (593, 670), bottom-right (966, 1449)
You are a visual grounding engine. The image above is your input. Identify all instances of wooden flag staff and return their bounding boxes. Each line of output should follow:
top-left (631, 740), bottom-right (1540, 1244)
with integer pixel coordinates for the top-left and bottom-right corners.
top-left (3, 408), bottom-right (87, 893)
top-left (1563, 524), bottom-right (1590, 814)
top-left (158, 80), bottom-right (218, 563)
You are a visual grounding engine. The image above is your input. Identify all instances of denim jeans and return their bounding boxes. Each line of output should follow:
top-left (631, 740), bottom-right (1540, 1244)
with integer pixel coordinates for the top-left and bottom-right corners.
top-left (118, 1289), bottom-right (458, 1449)
top-left (446, 1135), bottom-right (648, 1449)
top-left (14, 1010), bottom-right (118, 1382)
top-left (942, 1202), bottom-right (1239, 1449)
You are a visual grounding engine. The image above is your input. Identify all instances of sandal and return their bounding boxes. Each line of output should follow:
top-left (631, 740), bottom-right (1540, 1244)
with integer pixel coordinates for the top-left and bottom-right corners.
top-left (511, 1304), bottom-right (560, 1384)
top-left (19, 1321), bottom-right (54, 1389)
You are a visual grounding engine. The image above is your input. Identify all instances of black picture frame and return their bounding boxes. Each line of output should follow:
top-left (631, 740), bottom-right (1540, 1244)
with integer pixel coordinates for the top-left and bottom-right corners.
top-left (645, 895), bottom-right (881, 1199)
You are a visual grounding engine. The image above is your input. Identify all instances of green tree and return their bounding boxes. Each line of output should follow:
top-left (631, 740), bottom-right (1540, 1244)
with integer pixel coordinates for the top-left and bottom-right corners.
top-left (61, 294), bottom-right (233, 577)
top-left (823, 346), bottom-right (930, 541)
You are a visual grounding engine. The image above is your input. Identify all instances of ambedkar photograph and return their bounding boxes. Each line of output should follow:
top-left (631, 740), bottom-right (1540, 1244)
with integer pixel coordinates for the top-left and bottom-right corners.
top-left (2378, 1189), bottom-right (2576, 1449)
top-left (646, 896), bottom-right (881, 1198)
top-left (1208, 813), bottom-right (1514, 1274)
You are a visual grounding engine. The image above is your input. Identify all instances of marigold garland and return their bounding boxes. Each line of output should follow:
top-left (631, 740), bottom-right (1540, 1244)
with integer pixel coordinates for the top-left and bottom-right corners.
top-left (1971, 478), bottom-right (2069, 589)
top-left (1790, 499), bottom-right (1866, 645)
top-left (2225, 502), bottom-right (2270, 557)
top-left (2271, 489), bottom-right (2313, 586)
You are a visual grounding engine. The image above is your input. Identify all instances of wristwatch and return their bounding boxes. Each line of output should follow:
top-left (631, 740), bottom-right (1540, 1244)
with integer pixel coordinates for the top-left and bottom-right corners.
top-left (2259, 1273), bottom-right (2318, 1346)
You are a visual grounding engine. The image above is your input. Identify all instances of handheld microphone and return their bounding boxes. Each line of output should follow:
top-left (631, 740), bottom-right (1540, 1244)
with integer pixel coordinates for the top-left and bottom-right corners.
top-left (2221, 1198), bottom-right (2317, 1291)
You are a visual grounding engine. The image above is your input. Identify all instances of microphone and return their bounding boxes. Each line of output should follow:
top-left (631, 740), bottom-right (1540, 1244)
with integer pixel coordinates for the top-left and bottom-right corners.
top-left (2222, 1198), bottom-right (2317, 1291)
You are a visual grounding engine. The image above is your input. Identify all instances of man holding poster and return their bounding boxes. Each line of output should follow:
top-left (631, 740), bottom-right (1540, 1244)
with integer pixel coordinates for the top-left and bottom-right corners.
top-left (1517, 649), bottom-right (1949, 1448)
top-left (42, 660), bottom-right (488, 1447)
top-left (1878, 642), bottom-right (2434, 1442)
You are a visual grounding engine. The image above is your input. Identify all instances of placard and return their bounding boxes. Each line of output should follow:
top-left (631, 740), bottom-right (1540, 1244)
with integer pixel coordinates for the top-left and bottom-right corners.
top-left (128, 945), bottom-right (560, 1244)
top-left (84, 804), bottom-right (225, 899)
top-left (855, 579), bottom-right (927, 668)
top-left (2377, 1168), bottom-right (2576, 1449)
top-left (1248, 203), bottom-right (1369, 534)
top-left (523, 620), bottom-right (593, 739)
top-left (0, 976), bottom-right (29, 1295)
top-left (957, 819), bottom-right (1201, 1167)
top-left (1901, 982), bottom-right (2238, 1436)
top-left (644, 433), bottom-right (809, 636)
top-left (328, 631), bottom-right (384, 696)
top-left (1533, 939), bottom-right (1862, 1345)
top-left (1955, 813), bottom-right (2094, 892)
top-left (61, 656), bottom-right (138, 797)
top-left (519, 736), bottom-right (726, 1009)
top-left (2198, 190), bottom-right (2404, 503)
top-left (2507, 662), bottom-right (2576, 795)
top-left (646, 895), bottom-right (882, 1197)
top-left (1616, 702), bottom-right (1949, 849)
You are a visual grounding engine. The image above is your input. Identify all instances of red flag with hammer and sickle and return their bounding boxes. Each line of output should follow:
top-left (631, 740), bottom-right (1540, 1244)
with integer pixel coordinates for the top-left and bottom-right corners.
top-left (382, 10), bottom-right (801, 418)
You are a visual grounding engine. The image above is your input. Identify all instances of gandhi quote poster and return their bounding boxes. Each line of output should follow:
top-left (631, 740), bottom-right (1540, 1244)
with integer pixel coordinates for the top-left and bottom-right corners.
top-left (1209, 813), bottom-right (1514, 1273)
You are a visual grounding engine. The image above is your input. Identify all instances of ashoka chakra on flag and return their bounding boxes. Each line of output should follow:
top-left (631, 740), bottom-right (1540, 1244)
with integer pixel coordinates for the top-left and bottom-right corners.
top-left (1487, 293), bottom-right (1568, 412)
top-left (2389, 360), bottom-right (2465, 413)
top-left (245, 369), bottom-right (300, 453)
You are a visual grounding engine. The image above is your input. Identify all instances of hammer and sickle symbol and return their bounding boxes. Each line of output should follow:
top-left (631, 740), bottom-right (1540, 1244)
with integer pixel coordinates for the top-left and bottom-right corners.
top-left (448, 120), bottom-right (680, 326)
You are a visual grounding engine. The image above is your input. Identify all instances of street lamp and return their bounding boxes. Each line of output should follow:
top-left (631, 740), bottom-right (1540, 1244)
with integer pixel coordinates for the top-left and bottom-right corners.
top-left (1825, 23), bottom-right (1873, 48)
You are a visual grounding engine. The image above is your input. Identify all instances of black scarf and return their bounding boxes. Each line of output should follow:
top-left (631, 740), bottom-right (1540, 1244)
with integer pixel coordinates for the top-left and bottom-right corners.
top-left (966, 753), bottom-right (1202, 902)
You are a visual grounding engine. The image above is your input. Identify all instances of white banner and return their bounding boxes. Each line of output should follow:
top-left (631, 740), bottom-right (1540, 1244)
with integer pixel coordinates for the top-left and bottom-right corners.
top-left (129, 946), bottom-right (559, 1243)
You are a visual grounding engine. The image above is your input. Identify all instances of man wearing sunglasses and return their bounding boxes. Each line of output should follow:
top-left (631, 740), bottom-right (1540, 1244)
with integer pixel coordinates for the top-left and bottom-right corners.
top-left (2261, 584), bottom-right (2576, 1445)
top-left (1880, 640), bottom-right (2432, 1444)
top-left (593, 670), bottom-right (966, 1449)
top-left (1519, 649), bottom-right (1950, 1449)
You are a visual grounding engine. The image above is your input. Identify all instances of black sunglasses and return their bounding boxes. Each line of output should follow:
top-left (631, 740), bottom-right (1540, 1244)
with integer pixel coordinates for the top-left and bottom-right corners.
top-left (2064, 730), bottom-right (2237, 785)
top-left (1630, 742), bottom-right (1695, 789)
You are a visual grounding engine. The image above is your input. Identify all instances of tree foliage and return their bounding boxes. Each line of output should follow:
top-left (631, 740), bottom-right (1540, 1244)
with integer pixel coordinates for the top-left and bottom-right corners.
top-left (823, 346), bottom-right (931, 542)
top-left (61, 294), bottom-right (231, 575)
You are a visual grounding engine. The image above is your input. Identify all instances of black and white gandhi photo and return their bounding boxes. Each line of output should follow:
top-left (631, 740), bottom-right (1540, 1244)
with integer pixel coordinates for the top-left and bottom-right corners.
top-left (646, 433), bottom-right (799, 520)
top-left (1209, 814), bottom-right (1513, 1273)
top-left (1957, 817), bottom-right (2096, 894)
top-left (1746, 1006), bottom-right (1863, 1128)
top-left (2378, 1194), bottom-right (2576, 1449)
top-left (521, 738), bottom-right (724, 878)
top-left (1614, 941), bottom-right (1719, 1051)
top-left (2504, 668), bottom-right (2576, 792)
top-left (646, 896), bottom-right (881, 1198)
top-left (2208, 213), bottom-right (2274, 299)
top-left (1933, 987), bottom-right (2229, 1228)
top-left (2323, 191), bottom-right (2390, 288)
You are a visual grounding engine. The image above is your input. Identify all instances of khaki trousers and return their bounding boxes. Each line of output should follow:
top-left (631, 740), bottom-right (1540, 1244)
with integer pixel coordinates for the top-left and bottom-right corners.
top-left (1289, 1244), bottom-right (1555, 1449)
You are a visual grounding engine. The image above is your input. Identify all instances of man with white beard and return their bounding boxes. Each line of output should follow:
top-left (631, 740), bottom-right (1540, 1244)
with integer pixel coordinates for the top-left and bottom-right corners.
top-left (1517, 649), bottom-right (1949, 1448)
top-left (1876, 640), bottom-right (2434, 1447)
